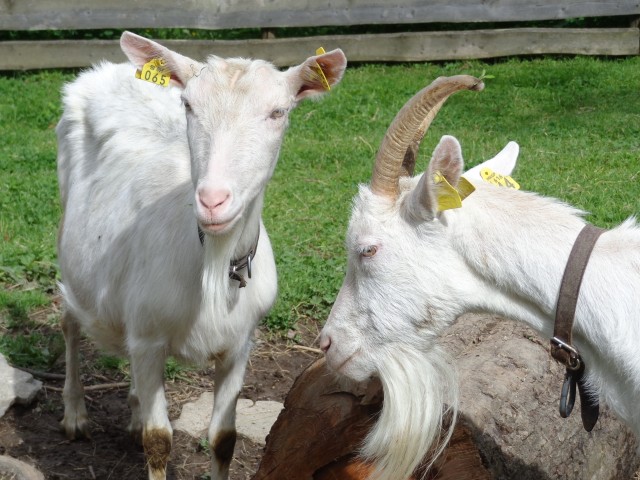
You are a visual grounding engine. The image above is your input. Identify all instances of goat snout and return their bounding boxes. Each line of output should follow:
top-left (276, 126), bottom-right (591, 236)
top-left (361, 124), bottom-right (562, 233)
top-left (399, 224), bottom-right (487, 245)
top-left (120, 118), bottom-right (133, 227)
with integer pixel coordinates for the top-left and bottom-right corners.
top-left (319, 333), bottom-right (332, 353)
top-left (197, 187), bottom-right (232, 215)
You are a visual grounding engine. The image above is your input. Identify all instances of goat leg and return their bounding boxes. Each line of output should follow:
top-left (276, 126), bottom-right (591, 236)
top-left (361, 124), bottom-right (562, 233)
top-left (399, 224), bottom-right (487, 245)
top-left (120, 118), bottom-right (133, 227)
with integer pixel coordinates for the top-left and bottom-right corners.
top-left (60, 310), bottom-right (91, 440)
top-left (130, 344), bottom-right (172, 480)
top-left (208, 344), bottom-right (251, 480)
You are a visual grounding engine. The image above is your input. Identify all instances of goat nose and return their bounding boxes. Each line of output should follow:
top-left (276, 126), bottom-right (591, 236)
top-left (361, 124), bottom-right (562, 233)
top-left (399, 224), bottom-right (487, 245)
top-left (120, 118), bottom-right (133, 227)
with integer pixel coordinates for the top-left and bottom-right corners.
top-left (319, 334), bottom-right (332, 353)
top-left (198, 188), bottom-right (231, 213)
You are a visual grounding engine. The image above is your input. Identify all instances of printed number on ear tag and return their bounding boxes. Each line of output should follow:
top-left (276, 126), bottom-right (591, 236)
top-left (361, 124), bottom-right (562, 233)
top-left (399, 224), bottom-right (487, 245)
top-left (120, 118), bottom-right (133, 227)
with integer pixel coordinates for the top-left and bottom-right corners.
top-left (135, 58), bottom-right (170, 87)
top-left (480, 167), bottom-right (520, 190)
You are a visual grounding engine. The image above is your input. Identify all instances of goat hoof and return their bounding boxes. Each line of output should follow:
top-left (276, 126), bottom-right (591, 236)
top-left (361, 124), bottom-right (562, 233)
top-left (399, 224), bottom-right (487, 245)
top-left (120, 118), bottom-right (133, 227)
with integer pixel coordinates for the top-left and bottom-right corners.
top-left (143, 428), bottom-right (172, 480)
top-left (147, 467), bottom-right (167, 480)
top-left (60, 417), bottom-right (91, 440)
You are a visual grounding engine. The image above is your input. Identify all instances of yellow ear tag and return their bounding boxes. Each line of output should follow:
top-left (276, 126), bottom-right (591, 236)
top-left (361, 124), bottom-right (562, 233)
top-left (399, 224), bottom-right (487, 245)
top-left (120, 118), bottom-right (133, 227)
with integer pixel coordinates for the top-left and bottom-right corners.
top-left (480, 167), bottom-right (520, 189)
top-left (433, 172), bottom-right (476, 212)
top-left (457, 177), bottom-right (476, 199)
top-left (434, 172), bottom-right (461, 211)
top-left (135, 58), bottom-right (170, 87)
top-left (313, 47), bottom-right (331, 91)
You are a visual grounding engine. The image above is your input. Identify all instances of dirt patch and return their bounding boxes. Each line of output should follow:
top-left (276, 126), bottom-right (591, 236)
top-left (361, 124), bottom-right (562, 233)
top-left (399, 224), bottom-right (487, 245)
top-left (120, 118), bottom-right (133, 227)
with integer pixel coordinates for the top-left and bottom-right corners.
top-left (0, 323), bottom-right (322, 480)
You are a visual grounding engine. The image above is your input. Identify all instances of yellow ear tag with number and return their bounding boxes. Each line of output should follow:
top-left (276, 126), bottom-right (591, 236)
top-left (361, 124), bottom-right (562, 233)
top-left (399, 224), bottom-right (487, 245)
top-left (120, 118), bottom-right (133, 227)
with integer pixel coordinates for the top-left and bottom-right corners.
top-left (480, 167), bottom-right (520, 189)
top-left (313, 47), bottom-right (331, 91)
top-left (135, 58), bottom-right (170, 87)
top-left (433, 172), bottom-right (475, 211)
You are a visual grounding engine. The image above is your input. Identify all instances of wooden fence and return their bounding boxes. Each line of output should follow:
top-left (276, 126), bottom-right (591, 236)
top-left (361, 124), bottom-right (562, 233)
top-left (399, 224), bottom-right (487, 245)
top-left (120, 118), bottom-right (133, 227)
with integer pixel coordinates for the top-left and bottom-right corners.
top-left (1, 0), bottom-right (639, 70)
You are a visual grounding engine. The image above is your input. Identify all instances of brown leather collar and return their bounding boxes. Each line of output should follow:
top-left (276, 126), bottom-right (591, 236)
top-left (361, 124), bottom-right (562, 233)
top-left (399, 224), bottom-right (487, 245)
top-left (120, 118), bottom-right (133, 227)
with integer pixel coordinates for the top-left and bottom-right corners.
top-left (550, 223), bottom-right (605, 431)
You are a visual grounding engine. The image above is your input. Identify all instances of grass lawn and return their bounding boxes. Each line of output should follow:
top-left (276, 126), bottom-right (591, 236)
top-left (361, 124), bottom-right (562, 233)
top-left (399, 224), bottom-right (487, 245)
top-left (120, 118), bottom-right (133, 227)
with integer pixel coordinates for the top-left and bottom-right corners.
top-left (1, 55), bottom-right (639, 368)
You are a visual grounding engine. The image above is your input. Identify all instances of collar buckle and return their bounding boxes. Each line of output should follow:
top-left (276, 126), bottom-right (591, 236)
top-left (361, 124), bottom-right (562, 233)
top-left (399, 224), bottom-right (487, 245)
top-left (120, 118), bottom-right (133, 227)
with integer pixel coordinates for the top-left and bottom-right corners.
top-left (228, 229), bottom-right (260, 289)
top-left (198, 224), bottom-right (260, 289)
top-left (550, 337), bottom-right (582, 371)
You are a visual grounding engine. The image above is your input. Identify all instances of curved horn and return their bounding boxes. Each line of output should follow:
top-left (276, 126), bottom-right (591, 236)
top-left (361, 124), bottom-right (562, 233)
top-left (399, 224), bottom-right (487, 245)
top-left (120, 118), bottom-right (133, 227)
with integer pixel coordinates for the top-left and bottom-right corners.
top-left (400, 100), bottom-right (446, 178)
top-left (371, 75), bottom-right (484, 199)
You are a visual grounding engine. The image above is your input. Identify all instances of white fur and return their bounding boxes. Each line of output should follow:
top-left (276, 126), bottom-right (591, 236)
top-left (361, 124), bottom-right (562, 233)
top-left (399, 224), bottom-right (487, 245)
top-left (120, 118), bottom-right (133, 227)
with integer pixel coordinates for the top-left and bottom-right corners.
top-left (57, 32), bottom-right (346, 480)
top-left (320, 136), bottom-right (640, 479)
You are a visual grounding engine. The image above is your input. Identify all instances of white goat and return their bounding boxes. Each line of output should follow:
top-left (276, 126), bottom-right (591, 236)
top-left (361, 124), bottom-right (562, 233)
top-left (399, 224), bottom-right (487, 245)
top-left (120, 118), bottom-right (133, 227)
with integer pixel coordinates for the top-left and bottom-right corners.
top-left (56, 31), bottom-right (346, 480)
top-left (319, 75), bottom-right (640, 479)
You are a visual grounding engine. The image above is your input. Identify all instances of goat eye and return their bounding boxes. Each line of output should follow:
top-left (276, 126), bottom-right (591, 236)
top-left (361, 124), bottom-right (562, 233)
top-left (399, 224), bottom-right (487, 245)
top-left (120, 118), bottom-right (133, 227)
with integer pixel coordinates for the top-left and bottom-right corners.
top-left (361, 245), bottom-right (378, 258)
top-left (182, 98), bottom-right (192, 111)
top-left (269, 108), bottom-right (286, 120)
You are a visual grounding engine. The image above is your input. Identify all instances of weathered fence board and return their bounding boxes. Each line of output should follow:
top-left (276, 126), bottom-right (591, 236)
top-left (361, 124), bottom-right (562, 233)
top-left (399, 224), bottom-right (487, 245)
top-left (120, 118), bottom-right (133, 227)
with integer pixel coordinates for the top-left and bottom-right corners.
top-left (1, 0), bottom-right (639, 30)
top-left (1, 28), bottom-right (637, 71)
top-left (1, 1), bottom-right (638, 69)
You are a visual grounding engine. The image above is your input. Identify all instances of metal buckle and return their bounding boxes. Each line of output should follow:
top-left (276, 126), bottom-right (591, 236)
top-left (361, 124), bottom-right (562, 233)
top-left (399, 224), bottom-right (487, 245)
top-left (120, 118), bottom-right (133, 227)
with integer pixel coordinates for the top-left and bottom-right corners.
top-left (225, 229), bottom-right (259, 289)
top-left (551, 336), bottom-right (582, 371)
top-left (229, 265), bottom-right (247, 288)
top-left (229, 250), bottom-right (254, 289)
top-left (551, 337), bottom-right (578, 355)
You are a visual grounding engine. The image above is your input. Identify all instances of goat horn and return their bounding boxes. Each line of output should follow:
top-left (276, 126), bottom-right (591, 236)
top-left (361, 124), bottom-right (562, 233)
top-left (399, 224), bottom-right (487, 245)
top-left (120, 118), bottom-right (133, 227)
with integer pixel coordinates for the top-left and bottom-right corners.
top-left (371, 75), bottom-right (484, 198)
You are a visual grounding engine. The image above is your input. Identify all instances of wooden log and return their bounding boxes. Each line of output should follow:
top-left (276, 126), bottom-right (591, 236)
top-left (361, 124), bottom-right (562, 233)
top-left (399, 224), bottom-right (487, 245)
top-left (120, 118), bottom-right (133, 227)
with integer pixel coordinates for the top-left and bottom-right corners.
top-left (1, 0), bottom-right (639, 30)
top-left (251, 358), bottom-right (386, 479)
top-left (1, 28), bottom-right (638, 71)
top-left (253, 314), bottom-right (640, 479)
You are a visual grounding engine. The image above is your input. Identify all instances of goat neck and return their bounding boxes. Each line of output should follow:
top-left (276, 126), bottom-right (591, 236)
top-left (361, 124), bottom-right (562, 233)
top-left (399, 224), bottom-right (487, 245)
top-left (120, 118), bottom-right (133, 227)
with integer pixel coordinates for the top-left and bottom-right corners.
top-left (446, 183), bottom-right (588, 332)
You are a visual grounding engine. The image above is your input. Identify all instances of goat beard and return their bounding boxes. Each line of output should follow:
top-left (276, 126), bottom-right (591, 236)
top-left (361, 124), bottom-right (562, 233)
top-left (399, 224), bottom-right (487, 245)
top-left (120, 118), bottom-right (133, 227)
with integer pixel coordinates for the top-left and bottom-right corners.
top-left (200, 230), bottom-right (242, 336)
top-left (360, 344), bottom-right (458, 480)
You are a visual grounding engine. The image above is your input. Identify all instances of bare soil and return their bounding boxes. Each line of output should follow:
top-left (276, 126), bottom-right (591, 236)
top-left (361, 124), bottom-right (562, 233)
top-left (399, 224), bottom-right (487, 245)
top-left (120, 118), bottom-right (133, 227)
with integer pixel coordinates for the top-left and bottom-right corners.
top-left (0, 322), bottom-right (322, 480)
top-left (4, 304), bottom-right (639, 480)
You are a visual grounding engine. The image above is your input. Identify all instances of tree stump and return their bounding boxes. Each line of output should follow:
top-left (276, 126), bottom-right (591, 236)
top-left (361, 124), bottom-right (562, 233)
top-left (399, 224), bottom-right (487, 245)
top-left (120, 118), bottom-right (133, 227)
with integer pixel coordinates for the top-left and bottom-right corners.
top-left (253, 314), bottom-right (639, 479)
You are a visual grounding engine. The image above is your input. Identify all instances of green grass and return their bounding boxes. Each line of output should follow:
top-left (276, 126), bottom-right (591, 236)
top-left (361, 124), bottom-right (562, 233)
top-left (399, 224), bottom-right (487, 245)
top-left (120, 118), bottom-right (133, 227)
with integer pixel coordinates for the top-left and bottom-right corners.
top-left (92, 355), bottom-right (194, 382)
top-left (265, 56), bottom-right (640, 327)
top-left (1, 56), bottom-right (639, 365)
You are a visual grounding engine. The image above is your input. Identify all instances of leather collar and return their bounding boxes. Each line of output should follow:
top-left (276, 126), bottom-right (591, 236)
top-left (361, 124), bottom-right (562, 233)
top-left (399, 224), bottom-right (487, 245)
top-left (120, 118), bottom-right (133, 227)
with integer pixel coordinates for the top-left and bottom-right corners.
top-left (550, 223), bottom-right (605, 431)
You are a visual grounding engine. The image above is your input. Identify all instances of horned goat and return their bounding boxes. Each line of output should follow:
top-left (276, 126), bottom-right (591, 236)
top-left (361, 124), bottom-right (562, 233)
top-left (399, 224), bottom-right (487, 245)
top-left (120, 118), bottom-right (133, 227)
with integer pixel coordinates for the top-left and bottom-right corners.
top-left (56, 31), bottom-right (346, 480)
top-left (319, 75), bottom-right (640, 480)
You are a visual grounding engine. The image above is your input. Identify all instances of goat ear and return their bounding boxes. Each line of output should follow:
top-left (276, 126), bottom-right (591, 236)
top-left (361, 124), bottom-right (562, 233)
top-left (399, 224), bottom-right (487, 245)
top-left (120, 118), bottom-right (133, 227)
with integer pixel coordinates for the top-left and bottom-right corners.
top-left (286, 49), bottom-right (347, 101)
top-left (406, 135), bottom-right (464, 220)
top-left (463, 141), bottom-right (519, 181)
top-left (120, 31), bottom-right (201, 89)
